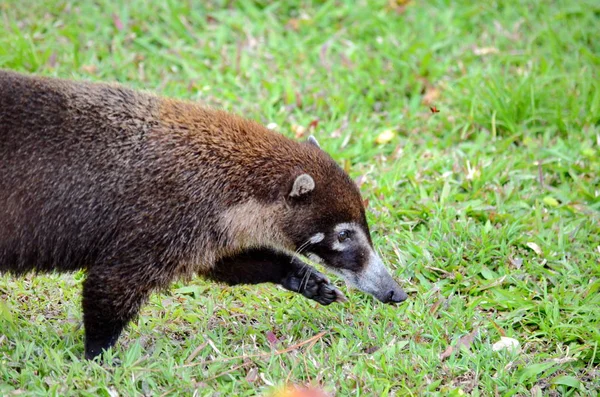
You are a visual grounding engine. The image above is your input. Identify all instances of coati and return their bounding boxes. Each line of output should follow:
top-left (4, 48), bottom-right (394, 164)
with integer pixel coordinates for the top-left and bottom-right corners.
top-left (0, 69), bottom-right (407, 360)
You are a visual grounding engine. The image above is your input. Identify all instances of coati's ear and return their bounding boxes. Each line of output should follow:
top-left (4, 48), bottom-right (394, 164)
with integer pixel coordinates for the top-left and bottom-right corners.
top-left (307, 135), bottom-right (320, 148)
top-left (289, 173), bottom-right (315, 198)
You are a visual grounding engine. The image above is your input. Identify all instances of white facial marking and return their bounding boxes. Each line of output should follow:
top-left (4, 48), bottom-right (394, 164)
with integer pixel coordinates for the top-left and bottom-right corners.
top-left (309, 233), bottom-right (325, 244)
top-left (331, 242), bottom-right (346, 251)
top-left (333, 222), bottom-right (357, 234)
top-left (331, 222), bottom-right (365, 252)
top-left (307, 253), bottom-right (323, 264)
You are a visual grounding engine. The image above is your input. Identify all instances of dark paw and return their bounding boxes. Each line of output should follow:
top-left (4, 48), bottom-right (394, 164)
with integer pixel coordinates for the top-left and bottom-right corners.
top-left (84, 332), bottom-right (120, 361)
top-left (283, 266), bottom-right (347, 305)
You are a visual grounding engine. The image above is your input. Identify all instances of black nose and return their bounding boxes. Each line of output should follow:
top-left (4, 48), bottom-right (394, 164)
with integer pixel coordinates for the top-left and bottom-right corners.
top-left (387, 289), bottom-right (408, 303)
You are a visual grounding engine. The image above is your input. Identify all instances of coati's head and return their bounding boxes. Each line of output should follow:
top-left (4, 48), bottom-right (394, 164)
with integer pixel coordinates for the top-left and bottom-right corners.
top-left (279, 136), bottom-right (408, 304)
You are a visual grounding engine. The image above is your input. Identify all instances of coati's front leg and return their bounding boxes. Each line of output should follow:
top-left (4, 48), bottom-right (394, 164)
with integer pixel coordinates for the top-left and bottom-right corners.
top-left (207, 248), bottom-right (346, 305)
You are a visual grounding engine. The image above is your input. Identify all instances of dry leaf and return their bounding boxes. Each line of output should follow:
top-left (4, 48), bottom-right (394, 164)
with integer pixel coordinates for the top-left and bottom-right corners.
top-left (491, 337), bottom-right (520, 353)
top-left (429, 298), bottom-right (443, 316)
top-left (473, 47), bottom-right (499, 56)
top-left (320, 42), bottom-right (330, 71)
top-left (422, 86), bottom-right (440, 105)
top-left (112, 13), bottom-right (124, 31)
top-left (266, 330), bottom-right (280, 347)
top-left (439, 345), bottom-right (454, 360)
top-left (81, 65), bottom-right (97, 74)
top-left (490, 320), bottom-right (506, 337)
top-left (508, 256), bottom-right (523, 269)
top-left (185, 341), bottom-right (208, 364)
top-left (355, 174), bottom-right (368, 188)
top-left (47, 52), bottom-right (57, 68)
top-left (387, 0), bottom-right (412, 13)
top-left (245, 367), bottom-right (258, 383)
top-left (375, 129), bottom-right (396, 144)
top-left (526, 242), bottom-right (542, 255)
top-left (286, 18), bottom-right (300, 31)
top-left (440, 328), bottom-right (478, 360)
top-left (292, 124), bottom-right (306, 138)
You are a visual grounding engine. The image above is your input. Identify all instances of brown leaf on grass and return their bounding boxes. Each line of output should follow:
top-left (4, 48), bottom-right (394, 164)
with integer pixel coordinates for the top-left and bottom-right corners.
top-left (354, 174), bottom-right (368, 188)
top-left (245, 367), bottom-right (258, 383)
top-left (81, 65), bottom-right (97, 74)
top-left (422, 86), bottom-right (440, 106)
top-left (508, 256), bottom-right (523, 269)
top-left (286, 18), bottom-right (300, 31)
top-left (429, 297), bottom-right (443, 316)
top-left (526, 242), bottom-right (542, 255)
top-left (320, 42), bottom-right (330, 72)
top-left (47, 52), bottom-right (57, 68)
top-left (387, 0), bottom-right (412, 14)
top-left (417, 76), bottom-right (441, 107)
top-left (364, 345), bottom-right (380, 354)
top-left (473, 47), bottom-right (499, 56)
top-left (440, 328), bottom-right (478, 360)
top-left (112, 13), bottom-right (124, 31)
top-left (490, 319), bottom-right (506, 337)
top-left (185, 341), bottom-right (208, 364)
top-left (266, 330), bottom-right (280, 347)
top-left (292, 124), bottom-right (306, 139)
top-left (308, 119), bottom-right (319, 131)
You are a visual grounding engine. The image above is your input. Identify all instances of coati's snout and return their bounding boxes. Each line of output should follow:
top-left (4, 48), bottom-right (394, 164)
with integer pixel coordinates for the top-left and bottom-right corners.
top-left (302, 222), bottom-right (408, 304)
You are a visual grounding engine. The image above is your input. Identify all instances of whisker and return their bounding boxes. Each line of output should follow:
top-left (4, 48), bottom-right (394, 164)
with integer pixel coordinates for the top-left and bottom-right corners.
top-left (300, 265), bottom-right (312, 291)
top-left (291, 238), bottom-right (312, 263)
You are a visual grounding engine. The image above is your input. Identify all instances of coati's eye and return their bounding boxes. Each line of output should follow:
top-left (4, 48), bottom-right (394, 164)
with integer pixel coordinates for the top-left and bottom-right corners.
top-left (338, 230), bottom-right (351, 242)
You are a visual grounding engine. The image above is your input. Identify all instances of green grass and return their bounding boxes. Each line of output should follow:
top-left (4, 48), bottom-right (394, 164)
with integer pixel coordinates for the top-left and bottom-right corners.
top-left (1, 0), bottom-right (599, 395)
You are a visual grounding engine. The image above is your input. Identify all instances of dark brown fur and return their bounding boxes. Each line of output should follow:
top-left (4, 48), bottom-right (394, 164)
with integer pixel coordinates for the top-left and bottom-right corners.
top-left (0, 70), bottom-right (374, 359)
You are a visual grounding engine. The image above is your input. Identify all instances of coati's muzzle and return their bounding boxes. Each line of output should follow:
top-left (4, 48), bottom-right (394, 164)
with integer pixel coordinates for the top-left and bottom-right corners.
top-left (340, 251), bottom-right (407, 304)
top-left (304, 222), bottom-right (408, 304)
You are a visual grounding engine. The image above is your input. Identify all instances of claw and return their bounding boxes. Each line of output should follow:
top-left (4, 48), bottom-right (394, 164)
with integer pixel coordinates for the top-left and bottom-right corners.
top-left (334, 288), bottom-right (348, 302)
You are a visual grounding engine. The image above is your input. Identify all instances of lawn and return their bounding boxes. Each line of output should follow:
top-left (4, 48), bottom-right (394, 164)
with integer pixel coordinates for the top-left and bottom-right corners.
top-left (1, 0), bottom-right (599, 395)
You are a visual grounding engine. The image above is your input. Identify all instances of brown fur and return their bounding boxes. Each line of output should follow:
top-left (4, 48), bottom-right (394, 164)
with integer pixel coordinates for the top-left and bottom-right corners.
top-left (0, 69), bottom-right (374, 359)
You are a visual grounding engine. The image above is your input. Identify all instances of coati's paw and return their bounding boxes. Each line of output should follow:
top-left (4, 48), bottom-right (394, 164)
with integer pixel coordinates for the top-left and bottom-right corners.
top-left (283, 267), bottom-right (347, 305)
